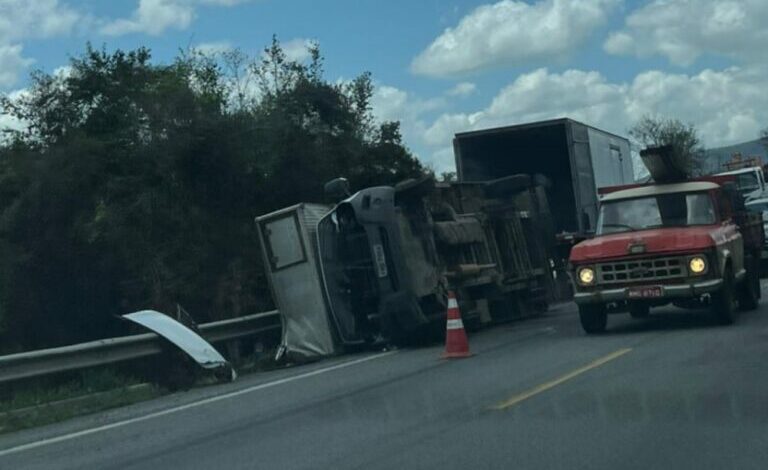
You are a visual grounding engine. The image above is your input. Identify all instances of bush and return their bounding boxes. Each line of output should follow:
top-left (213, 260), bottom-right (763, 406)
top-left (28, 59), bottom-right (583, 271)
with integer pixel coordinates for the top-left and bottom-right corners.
top-left (0, 38), bottom-right (423, 351)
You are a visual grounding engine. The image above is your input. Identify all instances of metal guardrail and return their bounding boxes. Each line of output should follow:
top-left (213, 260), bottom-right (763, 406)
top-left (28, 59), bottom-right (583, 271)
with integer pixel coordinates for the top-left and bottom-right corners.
top-left (0, 310), bottom-right (280, 384)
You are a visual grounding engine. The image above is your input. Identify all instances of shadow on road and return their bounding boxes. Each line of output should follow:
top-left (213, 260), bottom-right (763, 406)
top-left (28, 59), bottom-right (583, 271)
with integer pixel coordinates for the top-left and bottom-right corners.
top-left (605, 308), bottom-right (723, 335)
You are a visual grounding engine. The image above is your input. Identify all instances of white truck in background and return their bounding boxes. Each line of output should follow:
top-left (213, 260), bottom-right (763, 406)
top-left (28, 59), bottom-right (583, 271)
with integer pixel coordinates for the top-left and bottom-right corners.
top-left (715, 166), bottom-right (766, 202)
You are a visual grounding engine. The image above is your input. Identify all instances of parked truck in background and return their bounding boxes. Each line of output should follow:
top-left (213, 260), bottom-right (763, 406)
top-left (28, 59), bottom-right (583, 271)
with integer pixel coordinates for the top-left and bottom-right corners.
top-left (452, 118), bottom-right (634, 298)
top-left (714, 166), bottom-right (766, 202)
top-left (569, 146), bottom-right (764, 333)
top-left (453, 118), bottom-right (634, 243)
top-left (745, 196), bottom-right (768, 266)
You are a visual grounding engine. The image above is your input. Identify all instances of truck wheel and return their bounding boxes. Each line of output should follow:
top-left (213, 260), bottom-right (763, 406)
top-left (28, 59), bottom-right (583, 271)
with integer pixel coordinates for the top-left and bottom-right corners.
top-left (712, 268), bottom-right (736, 325)
top-left (737, 257), bottom-right (760, 311)
top-left (379, 293), bottom-right (426, 345)
top-left (579, 304), bottom-right (607, 334)
top-left (629, 303), bottom-right (650, 319)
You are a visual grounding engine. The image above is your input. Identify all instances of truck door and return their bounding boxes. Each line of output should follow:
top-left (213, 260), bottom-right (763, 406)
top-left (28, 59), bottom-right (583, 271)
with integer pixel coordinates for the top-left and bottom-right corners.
top-left (716, 189), bottom-right (746, 278)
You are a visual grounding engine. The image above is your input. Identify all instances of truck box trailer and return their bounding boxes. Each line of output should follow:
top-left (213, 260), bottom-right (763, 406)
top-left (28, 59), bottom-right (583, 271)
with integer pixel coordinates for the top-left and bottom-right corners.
top-left (453, 118), bottom-right (633, 238)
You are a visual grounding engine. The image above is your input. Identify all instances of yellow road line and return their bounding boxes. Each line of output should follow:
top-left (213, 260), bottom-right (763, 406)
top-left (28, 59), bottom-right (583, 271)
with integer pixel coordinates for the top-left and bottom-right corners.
top-left (492, 348), bottom-right (632, 410)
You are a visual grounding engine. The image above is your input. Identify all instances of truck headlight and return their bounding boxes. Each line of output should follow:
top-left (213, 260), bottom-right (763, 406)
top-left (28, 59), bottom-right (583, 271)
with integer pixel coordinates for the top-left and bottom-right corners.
top-left (689, 256), bottom-right (707, 275)
top-left (578, 267), bottom-right (596, 285)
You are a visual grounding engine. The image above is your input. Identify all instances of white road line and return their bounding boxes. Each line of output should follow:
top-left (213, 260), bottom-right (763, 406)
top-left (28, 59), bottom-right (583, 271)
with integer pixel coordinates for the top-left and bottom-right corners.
top-left (0, 351), bottom-right (398, 458)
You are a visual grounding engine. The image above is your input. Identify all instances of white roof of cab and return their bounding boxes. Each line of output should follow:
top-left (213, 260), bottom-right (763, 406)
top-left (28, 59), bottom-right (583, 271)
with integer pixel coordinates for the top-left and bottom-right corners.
top-left (601, 181), bottom-right (719, 202)
top-left (746, 197), bottom-right (768, 205)
top-left (716, 167), bottom-right (761, 176)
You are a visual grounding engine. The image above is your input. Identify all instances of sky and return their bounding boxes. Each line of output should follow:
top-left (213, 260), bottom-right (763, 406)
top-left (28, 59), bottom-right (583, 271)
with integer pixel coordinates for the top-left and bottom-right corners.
top-left (1, 0), bottom-right (767, 172)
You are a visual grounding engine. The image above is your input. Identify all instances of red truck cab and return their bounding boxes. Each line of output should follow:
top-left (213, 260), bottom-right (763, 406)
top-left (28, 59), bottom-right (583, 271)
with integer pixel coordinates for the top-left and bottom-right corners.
top-left (570, 179), bottom-right (762, 333)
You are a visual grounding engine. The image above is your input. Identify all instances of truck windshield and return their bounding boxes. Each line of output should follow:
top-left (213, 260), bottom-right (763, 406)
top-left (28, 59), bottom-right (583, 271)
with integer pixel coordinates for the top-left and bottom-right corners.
top-left (736, 172), bottom-right (760, 193)
top-left (597, 192), bottom-right (716, 235)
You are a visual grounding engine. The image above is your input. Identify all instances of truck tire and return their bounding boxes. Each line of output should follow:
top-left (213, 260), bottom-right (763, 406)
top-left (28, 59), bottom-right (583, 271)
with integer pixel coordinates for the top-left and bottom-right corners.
top-left (579, 304), bottom-right (607, 334)
top-left (737, 256), bottom-right (760, 311)
top-left (712, 267), bottom-right (736, 325)
top-left (379, 292), bottom-right (429, 345)
top-left (629, 303), bottom-right (650, 318)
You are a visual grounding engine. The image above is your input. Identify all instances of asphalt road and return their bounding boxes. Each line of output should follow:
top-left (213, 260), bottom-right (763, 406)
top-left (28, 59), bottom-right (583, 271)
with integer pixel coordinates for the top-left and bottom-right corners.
top-left (3, 289), bottom-right (768, 470)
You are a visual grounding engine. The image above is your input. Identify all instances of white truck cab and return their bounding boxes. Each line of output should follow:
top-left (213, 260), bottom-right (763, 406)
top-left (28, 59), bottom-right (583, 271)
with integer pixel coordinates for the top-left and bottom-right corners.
top-left (715, 166), bottom-right (766, 202)
top-left (746, 196), bottom-right (768, 261)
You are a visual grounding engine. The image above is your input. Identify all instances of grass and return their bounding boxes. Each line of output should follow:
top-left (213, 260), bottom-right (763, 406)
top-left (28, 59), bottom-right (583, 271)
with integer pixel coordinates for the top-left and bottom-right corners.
top-left (0, 369), bottom-right (165, 434)
top-left (0, 383), bottom-right (163, 434)
top-left (0, 345), bottom-right (283, 434)
top-left (0, 369), bottom-right (145, 413)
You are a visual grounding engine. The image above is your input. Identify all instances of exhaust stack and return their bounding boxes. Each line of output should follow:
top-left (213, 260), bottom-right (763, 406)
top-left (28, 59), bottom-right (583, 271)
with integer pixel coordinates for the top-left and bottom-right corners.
top-left (639, 145), bottom-right (689, 183)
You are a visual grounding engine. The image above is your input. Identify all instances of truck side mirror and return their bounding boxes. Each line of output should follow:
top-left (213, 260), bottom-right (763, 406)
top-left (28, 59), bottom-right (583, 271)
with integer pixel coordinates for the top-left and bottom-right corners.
top-left (324, 177), bottom-right (351, 201)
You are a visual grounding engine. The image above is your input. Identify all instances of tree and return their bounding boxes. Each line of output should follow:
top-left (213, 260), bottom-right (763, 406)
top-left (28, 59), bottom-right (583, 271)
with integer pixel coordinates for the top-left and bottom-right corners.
top-left (439, 171), bottom-right (457, 182)
top-left (0, 39), bottom-right (424, 352)
top-left (629, 115), bottom-right (705, 176)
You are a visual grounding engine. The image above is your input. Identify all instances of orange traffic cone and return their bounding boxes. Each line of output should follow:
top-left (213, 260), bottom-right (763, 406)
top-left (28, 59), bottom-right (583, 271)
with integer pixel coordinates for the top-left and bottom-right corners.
top-left (442, 292), bottom-right (472, 359)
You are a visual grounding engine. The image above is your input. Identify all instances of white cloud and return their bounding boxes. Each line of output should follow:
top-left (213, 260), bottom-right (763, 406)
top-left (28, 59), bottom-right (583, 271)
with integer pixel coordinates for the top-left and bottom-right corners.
top-left (0, 0), bottom-right (81, 89)
top-left (604, 0), bottom-right (768, 66)
top-left (0, 0), bottom-right (80, 42)
top-left (0, 44), bottom-right (34, 88)
top-left (52, 65), bottom-right (73, 79)
top-left (424, 68), bottom-right (626, 146)
top-left (420, 65), bottom-right (768, 171)
top-left (428, 146), bottom-right (457, 173)
top-left (371, 86), bottom-right (410, 123)
top-left (0, 88), bottom-right (30, 142)
top-left (0, 112), bottom-right (20, 132)
top-left (369, 84), bottom-right (453, 169)
top-left (101, 0), bottom-right (195, 36)
top-left (447, 82), bottom-right (476, 97)
top-left (371, 85), bottom-right (446, 123)
top-left (423, 113), bottom-right (477, 147)
top-left (280, 38), bottom-right (314, 63)
top-left (411, 0), bottom-right (619, 78)
top-left (101, 0), bottom-right (250, 36)
top-left (193, 41), bottom-right (233, 55)
top-left (625, 66), bottom-right (766, 144)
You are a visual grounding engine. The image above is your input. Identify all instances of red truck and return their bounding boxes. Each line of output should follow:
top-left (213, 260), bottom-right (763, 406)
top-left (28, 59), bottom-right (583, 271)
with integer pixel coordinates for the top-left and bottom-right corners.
top-left (569, 147), bottom-right (764, 333)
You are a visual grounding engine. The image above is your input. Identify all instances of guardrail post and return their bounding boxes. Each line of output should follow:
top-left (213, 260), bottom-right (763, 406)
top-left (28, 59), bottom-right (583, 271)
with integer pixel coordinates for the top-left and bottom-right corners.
top-left (225, 341), bottom-right (242, 363)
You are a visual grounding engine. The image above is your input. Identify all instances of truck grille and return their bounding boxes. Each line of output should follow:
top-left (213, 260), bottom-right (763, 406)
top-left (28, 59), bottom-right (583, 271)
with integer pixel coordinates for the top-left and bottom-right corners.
top-left (597, 256), bottom-right (686, 285)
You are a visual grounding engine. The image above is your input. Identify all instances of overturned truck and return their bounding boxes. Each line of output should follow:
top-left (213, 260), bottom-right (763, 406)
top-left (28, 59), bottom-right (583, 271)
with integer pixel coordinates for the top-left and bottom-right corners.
top-left (256, 174), bottom-right (556, 359)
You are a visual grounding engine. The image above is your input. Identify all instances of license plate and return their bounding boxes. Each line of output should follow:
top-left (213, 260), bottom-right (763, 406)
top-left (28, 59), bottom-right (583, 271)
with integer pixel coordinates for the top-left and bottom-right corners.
top-left (627, 286), bottom-right (663, 299)
top-left (372, 244), bottom-right (388, 278)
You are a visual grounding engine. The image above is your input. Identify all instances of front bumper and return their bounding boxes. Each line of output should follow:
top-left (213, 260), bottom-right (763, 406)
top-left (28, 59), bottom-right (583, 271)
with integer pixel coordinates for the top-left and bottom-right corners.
top-left (573, 278), bottom-right (723, 305)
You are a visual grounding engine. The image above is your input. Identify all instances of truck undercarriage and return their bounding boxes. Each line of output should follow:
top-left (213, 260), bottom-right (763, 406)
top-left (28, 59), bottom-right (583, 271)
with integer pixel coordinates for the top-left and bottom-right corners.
top-left (257, 174), bottom-right (559, 358)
